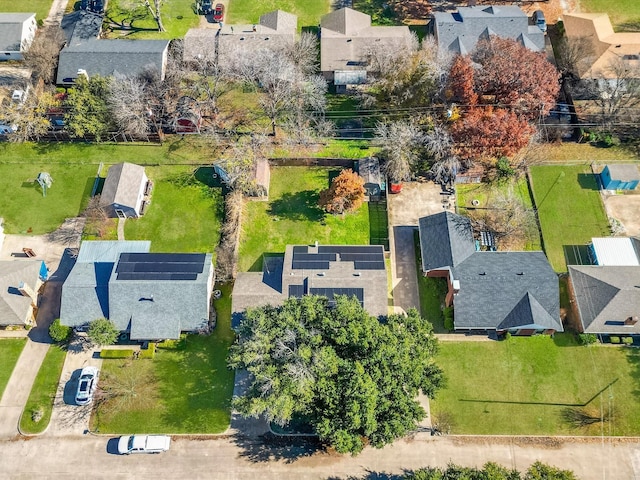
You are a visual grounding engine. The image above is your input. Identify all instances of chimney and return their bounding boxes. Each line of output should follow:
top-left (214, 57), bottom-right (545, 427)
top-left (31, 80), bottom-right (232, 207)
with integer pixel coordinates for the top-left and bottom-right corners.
top-left (624, 316), bottom-right (638, 326)
top-left (18, 281), bottom-right (38, 307)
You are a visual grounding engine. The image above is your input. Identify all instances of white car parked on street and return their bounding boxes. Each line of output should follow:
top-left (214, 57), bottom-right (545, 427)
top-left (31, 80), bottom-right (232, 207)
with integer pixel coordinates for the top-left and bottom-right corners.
top-left (117, 435), bottom-right (171, 455)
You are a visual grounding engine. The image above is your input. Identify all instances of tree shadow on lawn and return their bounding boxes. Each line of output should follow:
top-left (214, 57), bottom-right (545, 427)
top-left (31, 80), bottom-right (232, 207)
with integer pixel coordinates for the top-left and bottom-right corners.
top-left (268, 191), bottom-right (324, 222)
top-left (626, 348), bottom-right (640, 401)
top-left (233, 432), bottom-right (323, 464)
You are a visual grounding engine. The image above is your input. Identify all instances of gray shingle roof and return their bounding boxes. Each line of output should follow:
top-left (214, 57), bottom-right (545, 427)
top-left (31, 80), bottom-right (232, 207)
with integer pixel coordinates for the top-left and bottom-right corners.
top-left (433, 6), bottom-right (545, 54)
top-left (259, 10), bottom-right (297, 32)
top-left (69, 11), bottom-right (103, 45)
top-left (56, 39), bottom-right (169, 84)
top-left (100, 163), bottom-right (147, 213)
top-left (418, 211), bottom-right (476, 272)
top-left (454, 251), bottom-right (561, 330)
top-left (61, 241), bottom-right (151, 327)
top-left (0, 13), bottom-right (35, 52)
top-left (605, 164), bottom-right (640, 181)
top-left (568, 265), bottom-right (640, 334)
top-left (0, 261), bottom-right (41, 326)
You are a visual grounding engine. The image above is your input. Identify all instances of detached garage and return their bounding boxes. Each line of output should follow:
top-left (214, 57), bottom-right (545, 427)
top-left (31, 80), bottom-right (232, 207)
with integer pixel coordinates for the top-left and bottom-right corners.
top-left (600, 164), bottom-right (640, 190)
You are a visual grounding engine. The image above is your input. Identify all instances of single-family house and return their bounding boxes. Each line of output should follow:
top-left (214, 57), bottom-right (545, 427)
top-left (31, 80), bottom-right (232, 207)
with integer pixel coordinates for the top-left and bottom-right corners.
top-left (418, 211), bottom-right (561, 335)
top-left (183, 10), bottom-right (297, 66)
top-left (60, 240), bottom-right (214, 340)
top-left (0, 13), bottom-right (37, 61)
top-left (562, 13), bottom-right (640, 81)
top-left (232, 244), bottom-right (387, 325)
top-left (432, 5), bottom-right (545, 55)
top-left (319, 8), bottom-right (413, 88)
top-left (0, 260), bottom-right (47, 327)
top-left (599, 164), bottom-right (640, 191)
top-left (56, 39), bottom-right (170, 85)
top-left (100, 162), bottom-right (151, 218)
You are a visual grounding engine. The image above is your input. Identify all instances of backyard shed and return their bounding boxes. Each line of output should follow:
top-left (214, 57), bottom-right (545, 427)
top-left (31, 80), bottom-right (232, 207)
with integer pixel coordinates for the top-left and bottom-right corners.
top-left (600, 164), bottom-right (640, 190)
top-left (100, 162), bottom-right (150, 218)
top-left (356, 157), bottom-right (383, 199)
top-left (174, 96), bottom-right (202, 134)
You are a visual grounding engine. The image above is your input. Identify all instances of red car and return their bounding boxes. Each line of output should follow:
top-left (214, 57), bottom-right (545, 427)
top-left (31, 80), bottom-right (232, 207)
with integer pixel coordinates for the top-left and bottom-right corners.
top-left (213, 3), bottom-right (224, 22)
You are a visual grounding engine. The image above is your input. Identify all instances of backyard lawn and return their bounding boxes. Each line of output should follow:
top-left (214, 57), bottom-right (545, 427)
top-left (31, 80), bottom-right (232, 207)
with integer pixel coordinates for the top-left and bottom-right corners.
top-left (529, 165), bottom-right (610, 272)
top-left (103, 0), bottom-right (199, 39)
top-left (227, 0), bottom-right (331, 29)
top-left (413, 231), bottom-right (448, 333)
top-left (0, 339), bottom-right (27, 400)
top-left (19, 345), bottom-right (67, 435)
top-left (0, 0), bottom-right (52, 23)
top-left (91, 284), bottom-right (235, 434)
top-left (580, 0), bottom-right (640, 30)
top-left (430, 335), bottom-right (640, 436)
top-left (124, 166), bottom-right (224, 252)
top-left (238, 166), bottom-right (372, 272)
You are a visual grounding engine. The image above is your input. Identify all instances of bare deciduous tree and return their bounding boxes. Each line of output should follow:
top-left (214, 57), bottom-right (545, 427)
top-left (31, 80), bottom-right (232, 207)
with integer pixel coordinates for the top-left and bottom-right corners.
top-left (555, 35), bottom-right (596, 81)
top-left (5, 88), bottom-right (54, 142)
top-left (375, 120), bottom-right (426, 183)
top-left (24, 26), bottom-right (66, 84)
top-left (143, 0), bottom-right (165, 31)
top-left (469, 186), bottom-right (536, 242)
top-left (108, 74), bottom-right (152, 137)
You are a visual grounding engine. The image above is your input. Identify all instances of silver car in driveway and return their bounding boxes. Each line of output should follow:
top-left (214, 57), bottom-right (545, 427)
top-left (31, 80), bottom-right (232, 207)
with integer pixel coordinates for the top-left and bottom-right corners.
top-left (75, 366), bottom-right (98, 405)
top-left (117, 435), bottom-right (171, 454)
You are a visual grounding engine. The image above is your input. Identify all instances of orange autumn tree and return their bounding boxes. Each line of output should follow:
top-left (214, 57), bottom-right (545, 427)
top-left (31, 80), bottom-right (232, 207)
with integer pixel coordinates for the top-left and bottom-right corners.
top-left (319, 169), bottom-right (365, 215)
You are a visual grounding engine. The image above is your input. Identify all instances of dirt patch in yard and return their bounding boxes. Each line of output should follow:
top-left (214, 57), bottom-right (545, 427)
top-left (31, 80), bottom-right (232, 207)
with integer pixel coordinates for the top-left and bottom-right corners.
top-left (602, 193), bottom-right (640, 237)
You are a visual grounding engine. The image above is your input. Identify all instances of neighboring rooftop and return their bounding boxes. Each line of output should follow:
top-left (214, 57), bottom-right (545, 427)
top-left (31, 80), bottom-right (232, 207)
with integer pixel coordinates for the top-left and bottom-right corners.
top-left (603, 164), bottom-right (640, 182)
top-left (562, 13), bottom-right (640, 79)
top-left (569, 265), bottom-right (640, 334)
top-left (590, 237), bottom-right (640, 266)
top-left (100, 163), bottom-right (147, 212)
top-left (418, 211), bottom-right (475, 272)
top-left (433, 5), bottom-right (545, 54)
top-left (0, 13), bottom-right (36, 53)
top-left (69, 11), bottom-right (103, 45)
top-left (0, 260), bottom-right (42, 326)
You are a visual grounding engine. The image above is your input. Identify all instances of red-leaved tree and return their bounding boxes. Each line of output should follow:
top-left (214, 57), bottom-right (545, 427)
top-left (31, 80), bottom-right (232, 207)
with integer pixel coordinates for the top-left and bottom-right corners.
top-left (449, 106), bottom-right (535, 160)
top-left (319, 170), bottom-right (365, 215)
top-left (446, 55), bottom-right (478, 106)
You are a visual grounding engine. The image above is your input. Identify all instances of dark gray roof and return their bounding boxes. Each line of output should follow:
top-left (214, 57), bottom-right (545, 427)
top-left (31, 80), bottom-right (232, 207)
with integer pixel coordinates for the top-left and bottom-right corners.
top-left (604, 164), bottom-right (640, 181)
top-left (568, 265), bottom-right (640, 334)
top-left (454, 251), bottom-right (561, 331)
top-left (433, 5), bottom-right (545, 54)
top-left (418, 211), bottom-right (476, 272)
top-left (56, 39), bottom-right (169, 84)
top-left (232, 244), bottom-right (388, 320)
top-left (357, 157), bottom-right (381, 186)
top-left (0, 13), bottom-right (35, 52)
top-left (100, 163), bottom-right (147, 212)
top-left (69, 11), bottom-right (103, 45)
top-left (0, 261), bottom-right (41, 326)
top-left (109, 253), bottom-right (213, 340)
top-left (61, 241), bottom-right (151, 327)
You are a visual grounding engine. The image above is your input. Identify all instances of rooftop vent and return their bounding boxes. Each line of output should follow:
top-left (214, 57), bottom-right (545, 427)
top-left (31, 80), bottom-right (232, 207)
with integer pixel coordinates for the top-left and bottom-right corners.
top-left (516, 272), bottom-right (524, 276)
top-left (317, 272), bottom-right (325, 277)
top-left (479, 272), bottom-right (486, 276)
top-left (139, 295), bottom-right (154, 302)
top-left (624, 316), bottom-right (638, 326)
top-left (353, 272), bottom-right (361, 276)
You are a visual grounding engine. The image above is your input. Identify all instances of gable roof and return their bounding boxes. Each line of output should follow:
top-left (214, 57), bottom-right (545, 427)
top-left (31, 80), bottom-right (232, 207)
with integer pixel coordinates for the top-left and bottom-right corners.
top-left (453, 251), bottom-right (561, 331)
top-left (418, 211), bottom-right (476, 271)
top-left (0, 261), bottom-right (41, 326)
top-left (0, 13), bottom-right (35, 52)
top-left (321, 8), bottom-right (371, 35)
top-left (56, 39), bottom-right (169, 85)
top-left (100, 163), bottom-right (147, 210)
top-left (569, 265), bottom-right (640, 334)
top-left (433, 5), bottom-right (545, 54)
top-left (562, 13), bottom-right (640, 79)
top-left (259, 10), bottom-right (298, 32)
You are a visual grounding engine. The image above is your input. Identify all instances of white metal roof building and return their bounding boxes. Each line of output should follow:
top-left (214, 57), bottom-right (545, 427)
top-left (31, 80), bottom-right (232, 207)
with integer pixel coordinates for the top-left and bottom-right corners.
top-left (589, 237), bottom-right (640, 266)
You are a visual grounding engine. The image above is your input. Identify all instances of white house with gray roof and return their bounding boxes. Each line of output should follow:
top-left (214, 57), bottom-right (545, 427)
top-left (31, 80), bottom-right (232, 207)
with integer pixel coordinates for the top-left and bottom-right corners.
top-left (419, 211), bottom-right (561, 336)
top-left (0, 13), bottom-right (37, 61)
top-left (60, 241), bottom-right (214, 341)
top-left (432, 5), bottom-right (545, 55)
top-left (56, 39), bottom-right (169, 85)
top-left (0, 260), bottom-right (45, 327)
top-left (100, 162), bottom-right (150, 218)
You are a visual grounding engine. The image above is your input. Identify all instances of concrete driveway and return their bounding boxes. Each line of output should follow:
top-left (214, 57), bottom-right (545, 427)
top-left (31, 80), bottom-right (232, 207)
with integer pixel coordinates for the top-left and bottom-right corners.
top-left (387, 182), bottom-right (454, 314)
top-left (602, 193), bottom-right (640, 237)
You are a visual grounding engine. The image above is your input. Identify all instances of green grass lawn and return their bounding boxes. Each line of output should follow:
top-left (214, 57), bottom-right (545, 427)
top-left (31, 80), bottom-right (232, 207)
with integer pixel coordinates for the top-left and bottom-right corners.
top-left (19, 345), bottom-right (66, 435)
top-left (529, 165), bottom-right (610, 272)
top-left (124, 166), bottom-right (224, 252)
top-left (413, 230), bottom-right (448, 333)
top-left (227, 0), bottom-right (331, 29)
top-left (456, 176), bottom-right (541, 251)
top-left (0, 339), bottom-right (27, 400)
top-left (430, 335), bottom-right (640, 436)
top-left (0, 0), bottom-right (52, 24)
top-left (92, 283), bottom-right (235, 434)
top-left (103, 0), bottom-right (200, 39)
top-left (580, 0), bottom-right (640, 31)
top-left (238, 166), bottom-right (372, 272)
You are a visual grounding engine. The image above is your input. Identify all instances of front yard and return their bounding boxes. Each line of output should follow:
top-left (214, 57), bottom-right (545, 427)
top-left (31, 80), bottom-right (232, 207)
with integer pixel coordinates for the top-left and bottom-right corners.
top-left (238, 166), bottom-right (373, 272)
top-left (430, 335), bottom-right (640, 436)
top-left (103, 0), bottom-right (199, 39)
top-left (91, 284), bottom-right (235, 434)
top-left (0, 339), bottom-right (27, 399)
top-left (124, 166), bottom-right (224, 252)
top-left (529, 165), bottom-right (610, 272)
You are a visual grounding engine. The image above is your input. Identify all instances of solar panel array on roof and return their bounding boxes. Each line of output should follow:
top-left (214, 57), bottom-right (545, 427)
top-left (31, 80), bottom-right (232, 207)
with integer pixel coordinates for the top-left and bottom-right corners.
top-left (115, 253), bottom-right (205, 280)
top-left (288, 284), bottom-right (306, 298)
top-left (318, 246), bottom-right (382, 254)
top-left (291, 245), bottom-right (384, 270)
top-left (309, 287), bottom-right (364, 306)
top-left (292, 261), bottom-right (330, 270)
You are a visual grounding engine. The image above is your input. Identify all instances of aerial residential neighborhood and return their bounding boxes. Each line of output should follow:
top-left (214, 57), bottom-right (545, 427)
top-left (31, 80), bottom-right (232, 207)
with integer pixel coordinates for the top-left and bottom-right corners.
top-left (0, 0), bottom-right (639, 477)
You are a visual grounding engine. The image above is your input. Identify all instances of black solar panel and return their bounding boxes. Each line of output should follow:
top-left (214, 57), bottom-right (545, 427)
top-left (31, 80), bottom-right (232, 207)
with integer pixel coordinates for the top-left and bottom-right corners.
top-left (115, 252), bottom-right (206, 280)
top-left (116, 272), bottom-right (198, 281)
top-left (292, 261), bottom-right (330, 270)
top-left (119, 253), bottom-right (205, 263)
top-left (293, 246), bottom-right (308, 254)
top-left (288, 284), bottom-right (306, 298)
top-left (319, 246), bottom-right (381, 254)
top-left (292, 253), bottom-right (336, 262)
top-left (354, 261), bottom-right (386, 270)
